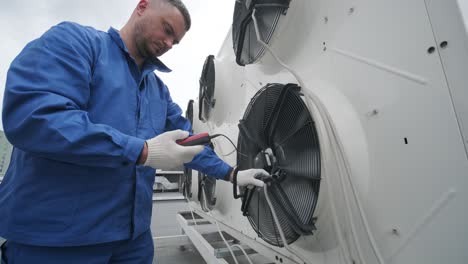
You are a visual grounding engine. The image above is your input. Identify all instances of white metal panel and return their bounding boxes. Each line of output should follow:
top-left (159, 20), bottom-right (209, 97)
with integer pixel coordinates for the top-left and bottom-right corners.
top-left (458, 0), bottom-right (468, 34)
top-left (424, 0), bottom-right (468, 157)
top-left (188, 0), bottom-right (468, 263)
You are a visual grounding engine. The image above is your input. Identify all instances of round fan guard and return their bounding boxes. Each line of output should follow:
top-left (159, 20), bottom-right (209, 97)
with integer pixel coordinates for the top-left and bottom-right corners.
top-left (232, 0), bottom-right (290, 66)
top-left (237, 83), bottom-right (321, 246)
top-left (198, 55), bottom-right (216, 122)
top-left (183, 100), bottom-right (194, 199)
top-left (198, 172), bottom-right (217, 212)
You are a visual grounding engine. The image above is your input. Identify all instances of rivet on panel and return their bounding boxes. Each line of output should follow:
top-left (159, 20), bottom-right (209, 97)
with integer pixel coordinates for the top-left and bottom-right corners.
top-left (367, 109), bottom-right (379, 117)
top-left (440, 41), bottom-right (448, 49)
top-left (427, 46), bottom-right (435, 54)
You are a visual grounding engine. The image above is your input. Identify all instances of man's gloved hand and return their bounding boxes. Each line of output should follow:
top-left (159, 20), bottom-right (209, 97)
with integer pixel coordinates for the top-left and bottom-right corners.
top-left (236, 169), bottom-right (271, 188)
top-left (144, 130), bottom-right (204, 170)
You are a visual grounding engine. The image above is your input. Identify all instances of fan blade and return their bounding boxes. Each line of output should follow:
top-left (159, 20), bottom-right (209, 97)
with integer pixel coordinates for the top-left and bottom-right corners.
top-left (275, 125), bottom-right (321, 180)
top-left (246, 187), bottom-right (300, 246)
top-left (238, 119), bottom-right (268, 150)
top-left (272, 108), bottom-right (311, 148)
top-left (269, 181), bottom-right (317, 234)
top-left (264, 84), bottom-right (298, 146)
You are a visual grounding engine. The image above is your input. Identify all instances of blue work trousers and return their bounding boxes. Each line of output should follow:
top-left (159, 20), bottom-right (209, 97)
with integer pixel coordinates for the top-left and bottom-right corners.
top-left (0, 230), bottom-right (153, 264)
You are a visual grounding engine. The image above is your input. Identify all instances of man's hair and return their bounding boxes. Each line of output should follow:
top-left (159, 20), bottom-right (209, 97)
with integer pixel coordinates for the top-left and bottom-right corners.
top-left (165, 0), bottom-right (191, 31)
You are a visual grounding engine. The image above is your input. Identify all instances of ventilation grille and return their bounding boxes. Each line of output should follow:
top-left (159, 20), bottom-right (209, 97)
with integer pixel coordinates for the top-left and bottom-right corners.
top-left (232, 0), bottom-right (290, 66)
top-left (198, 172), bottom-right (217, 211)
top-left (237, 83), bottom-right (321, 246)
top-left (199, 55), bottom-right (216, 122)
top-left (183, 100), bottom-right (194, 199)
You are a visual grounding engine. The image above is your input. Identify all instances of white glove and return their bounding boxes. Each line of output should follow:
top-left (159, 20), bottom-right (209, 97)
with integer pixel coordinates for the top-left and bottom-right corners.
top-left (144, 130), bottom-right (204, 170)
top-left (236, 169), bottom-right (271, 188)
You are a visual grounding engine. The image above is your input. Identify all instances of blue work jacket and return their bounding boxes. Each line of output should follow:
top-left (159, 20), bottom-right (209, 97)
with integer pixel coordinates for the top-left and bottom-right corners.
top-left (0, 22), bottom-right (231, 246)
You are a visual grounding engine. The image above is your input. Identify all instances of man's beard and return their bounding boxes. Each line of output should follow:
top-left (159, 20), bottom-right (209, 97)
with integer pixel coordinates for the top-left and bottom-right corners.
top-left (134, 23), bottom-right (157, 60)
top-left (135, 35), bottom-right (152, 60)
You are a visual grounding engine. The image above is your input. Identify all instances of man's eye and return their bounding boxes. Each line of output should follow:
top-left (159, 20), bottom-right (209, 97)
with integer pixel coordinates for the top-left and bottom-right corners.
top-left (164, 25), bottom-right (173, 35)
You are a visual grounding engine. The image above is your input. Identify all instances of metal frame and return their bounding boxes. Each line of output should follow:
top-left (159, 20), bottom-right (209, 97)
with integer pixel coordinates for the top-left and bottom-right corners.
top-left (177, 210), bottom-right (302, 264)
top-left (177, 211), bottom-right (230, 264)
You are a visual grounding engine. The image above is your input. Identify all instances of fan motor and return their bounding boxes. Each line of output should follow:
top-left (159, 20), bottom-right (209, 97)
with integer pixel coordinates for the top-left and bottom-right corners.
top-left (254, 148), bottom-right (276, 171)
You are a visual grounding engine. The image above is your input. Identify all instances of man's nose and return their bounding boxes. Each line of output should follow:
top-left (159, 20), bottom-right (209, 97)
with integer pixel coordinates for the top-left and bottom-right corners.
top-left (164, 38), bottom-right (173, 50)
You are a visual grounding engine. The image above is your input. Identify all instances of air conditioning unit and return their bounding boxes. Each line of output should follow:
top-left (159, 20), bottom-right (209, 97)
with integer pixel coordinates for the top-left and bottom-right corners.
top-left (186, 0), bottom-right (468, 263)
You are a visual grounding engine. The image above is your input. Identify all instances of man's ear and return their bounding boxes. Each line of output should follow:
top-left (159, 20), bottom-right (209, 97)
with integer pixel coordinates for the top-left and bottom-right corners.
top-left (136, 0), bottom-right (150, 16)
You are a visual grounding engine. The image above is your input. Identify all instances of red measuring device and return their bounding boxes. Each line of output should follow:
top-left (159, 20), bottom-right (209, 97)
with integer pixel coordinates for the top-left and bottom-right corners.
top-left (176, 132), bottom-right (213, 146)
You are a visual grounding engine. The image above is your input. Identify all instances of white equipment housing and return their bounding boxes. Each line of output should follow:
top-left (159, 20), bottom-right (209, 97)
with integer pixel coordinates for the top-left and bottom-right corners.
top-left (186, 0), bottom-right (468, 263)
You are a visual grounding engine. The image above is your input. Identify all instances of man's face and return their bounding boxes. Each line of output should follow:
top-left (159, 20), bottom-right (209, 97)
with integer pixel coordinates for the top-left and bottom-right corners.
top-left (134, 1), bottom-right (186, 59)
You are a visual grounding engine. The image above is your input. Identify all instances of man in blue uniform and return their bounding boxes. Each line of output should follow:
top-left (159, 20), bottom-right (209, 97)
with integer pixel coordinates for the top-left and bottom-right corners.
top-left (0, 0), bottom-right (268, 263)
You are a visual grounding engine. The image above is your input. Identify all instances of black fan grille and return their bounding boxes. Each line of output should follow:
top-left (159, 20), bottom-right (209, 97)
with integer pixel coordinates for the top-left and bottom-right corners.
top-left (199, 55), bottom-right (215, 122)
top-left (183, 100), bottom-right (194, 198)
top-left (198, 173), bottom-right (217, 212)
top-left (232, 0), bottom-right (290, 66)
top-left (237, 83), bottom-right (320, 246)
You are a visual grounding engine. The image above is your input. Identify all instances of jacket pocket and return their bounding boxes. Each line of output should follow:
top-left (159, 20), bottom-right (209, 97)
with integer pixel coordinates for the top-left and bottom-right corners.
top-left (148, 100), bottom-right (167, 135)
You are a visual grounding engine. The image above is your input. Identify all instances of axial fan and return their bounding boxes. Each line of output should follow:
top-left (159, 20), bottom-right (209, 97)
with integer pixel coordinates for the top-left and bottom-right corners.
top-left (232, 0), bottom-right (290, 66)
top-left (198, 55), bottom-right (216, 122)
top-left (198, 171), bottom-right (217, 212)
top-left (236, 83), bottom-right (321, 246)
top-left (183, 100), bottom-right (194, 199)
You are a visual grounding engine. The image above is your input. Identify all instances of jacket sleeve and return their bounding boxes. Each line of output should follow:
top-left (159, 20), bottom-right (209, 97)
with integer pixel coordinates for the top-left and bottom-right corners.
top-left (163, 86), bottom-right (232, 180)
top-left (2, 22), bottom-right (144, 168)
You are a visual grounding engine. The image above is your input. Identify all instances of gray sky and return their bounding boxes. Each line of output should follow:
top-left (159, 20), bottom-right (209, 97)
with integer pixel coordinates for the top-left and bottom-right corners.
top-left (0, 0), bottom-right (234, 130)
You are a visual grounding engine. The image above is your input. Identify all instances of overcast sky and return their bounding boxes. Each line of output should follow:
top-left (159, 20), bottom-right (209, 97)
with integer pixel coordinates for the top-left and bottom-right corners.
top-left (0, 0), bottom-right (234, 130)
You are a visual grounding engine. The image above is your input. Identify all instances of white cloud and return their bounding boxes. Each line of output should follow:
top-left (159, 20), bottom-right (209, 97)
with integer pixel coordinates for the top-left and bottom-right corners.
top-left (0, 0), bottom-right (234, 129)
